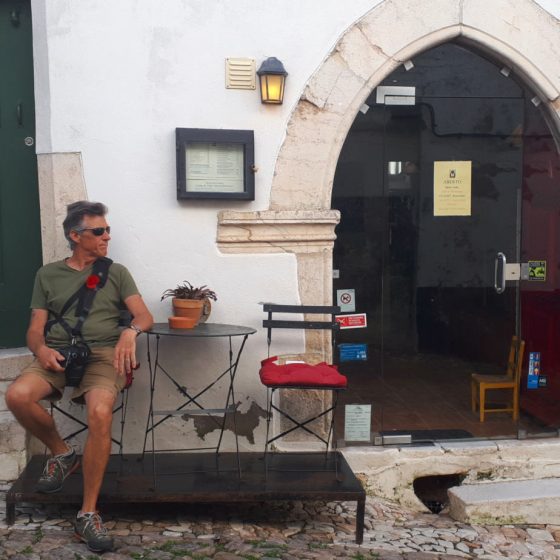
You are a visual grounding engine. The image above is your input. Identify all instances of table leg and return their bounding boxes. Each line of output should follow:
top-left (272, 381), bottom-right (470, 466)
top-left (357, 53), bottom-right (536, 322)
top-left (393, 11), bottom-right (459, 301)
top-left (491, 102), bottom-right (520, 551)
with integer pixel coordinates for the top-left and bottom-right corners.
top-left (142, 333), bottom-right (157, 458)
top-left (141, 333), bottom-right (160, 489)
top-left (6, 498), bottom-right (15, 525)
top-left (355, 497), bottom-right (365, 544)
top-left (216, 334), bottom-right (248, 478)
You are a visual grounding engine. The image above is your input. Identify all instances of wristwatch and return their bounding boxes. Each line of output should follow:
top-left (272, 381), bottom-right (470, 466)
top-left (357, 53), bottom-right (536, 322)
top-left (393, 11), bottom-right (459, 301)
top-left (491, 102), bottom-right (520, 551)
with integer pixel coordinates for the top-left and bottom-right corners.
top-left (128, 323), bottom-right (142, 336)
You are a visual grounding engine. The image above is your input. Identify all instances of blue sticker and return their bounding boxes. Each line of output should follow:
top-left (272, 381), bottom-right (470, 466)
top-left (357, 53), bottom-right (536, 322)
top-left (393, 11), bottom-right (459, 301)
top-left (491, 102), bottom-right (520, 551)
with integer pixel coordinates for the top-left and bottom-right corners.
top-left (527, 351), bottom-right (540, 389)
top-left (339, 343), bottom-right (368, 362)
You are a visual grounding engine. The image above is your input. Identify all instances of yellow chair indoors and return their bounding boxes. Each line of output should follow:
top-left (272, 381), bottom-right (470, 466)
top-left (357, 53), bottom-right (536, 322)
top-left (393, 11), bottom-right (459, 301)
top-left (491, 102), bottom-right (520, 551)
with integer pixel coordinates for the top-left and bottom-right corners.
top-left (471, 336), bottom-right (525, 422)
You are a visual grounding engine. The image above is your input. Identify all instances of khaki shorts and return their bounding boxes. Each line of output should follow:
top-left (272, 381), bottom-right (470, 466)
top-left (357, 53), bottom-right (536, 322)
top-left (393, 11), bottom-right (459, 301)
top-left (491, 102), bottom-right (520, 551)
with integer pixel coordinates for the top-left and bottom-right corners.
top-left (21, 346), bottom-right (125, 404)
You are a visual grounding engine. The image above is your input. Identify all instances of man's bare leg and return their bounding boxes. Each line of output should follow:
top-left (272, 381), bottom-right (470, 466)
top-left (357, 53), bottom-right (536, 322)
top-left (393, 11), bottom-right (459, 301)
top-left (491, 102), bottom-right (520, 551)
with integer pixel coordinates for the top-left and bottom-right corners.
top-left (81, 388), bottom-right (116, 513)
top-left (5, 374), bottom-right (69, 456)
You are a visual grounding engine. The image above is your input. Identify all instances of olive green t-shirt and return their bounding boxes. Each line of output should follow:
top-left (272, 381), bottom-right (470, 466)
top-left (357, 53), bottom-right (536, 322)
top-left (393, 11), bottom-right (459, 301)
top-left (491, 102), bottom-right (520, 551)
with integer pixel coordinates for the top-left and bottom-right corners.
top-left (30, 260), bottom-right (139, 348)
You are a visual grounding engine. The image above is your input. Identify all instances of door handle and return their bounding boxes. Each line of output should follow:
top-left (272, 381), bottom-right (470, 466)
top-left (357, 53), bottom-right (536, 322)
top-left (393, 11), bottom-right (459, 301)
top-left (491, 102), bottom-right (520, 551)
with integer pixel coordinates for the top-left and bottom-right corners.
top-left (495, 252), bottom-right (506, 294)
top-left (16, 103), bottom-right (23, 126)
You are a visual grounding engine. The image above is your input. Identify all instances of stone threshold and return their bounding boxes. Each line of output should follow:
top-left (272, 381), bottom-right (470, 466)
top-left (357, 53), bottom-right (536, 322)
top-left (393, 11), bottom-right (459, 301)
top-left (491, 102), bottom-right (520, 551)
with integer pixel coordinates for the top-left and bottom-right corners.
top-left (343, 437), bottom-right (560, 512)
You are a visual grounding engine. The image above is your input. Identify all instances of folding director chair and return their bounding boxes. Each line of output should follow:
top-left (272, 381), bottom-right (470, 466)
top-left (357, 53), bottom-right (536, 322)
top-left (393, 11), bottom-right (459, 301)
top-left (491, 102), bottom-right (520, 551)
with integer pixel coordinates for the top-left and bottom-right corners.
top-left (49, 368), bottom-right (134, 455)
top-left (258, 303), bottom-right (347, 476)
top-left (49, 309), bottom-right (136, 455)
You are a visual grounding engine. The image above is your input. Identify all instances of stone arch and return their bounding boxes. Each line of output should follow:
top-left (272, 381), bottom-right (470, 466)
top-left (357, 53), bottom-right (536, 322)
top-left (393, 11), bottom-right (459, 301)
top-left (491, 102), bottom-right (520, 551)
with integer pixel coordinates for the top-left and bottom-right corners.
top-left (269, 0), bottom-right (560, 211)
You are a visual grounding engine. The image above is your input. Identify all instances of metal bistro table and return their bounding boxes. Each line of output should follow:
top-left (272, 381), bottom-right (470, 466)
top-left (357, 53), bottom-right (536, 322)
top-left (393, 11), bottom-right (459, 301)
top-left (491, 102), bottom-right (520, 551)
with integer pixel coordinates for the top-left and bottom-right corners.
top-left (142, 322), bottom-right (256, 482)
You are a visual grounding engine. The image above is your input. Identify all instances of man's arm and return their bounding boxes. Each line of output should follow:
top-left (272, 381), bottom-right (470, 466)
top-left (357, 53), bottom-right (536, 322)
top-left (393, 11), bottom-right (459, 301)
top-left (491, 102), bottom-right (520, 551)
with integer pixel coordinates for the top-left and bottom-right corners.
top-left (113, 294), bottom-right (154, 376)
top-left (27, 309), bottom-right (65, 372)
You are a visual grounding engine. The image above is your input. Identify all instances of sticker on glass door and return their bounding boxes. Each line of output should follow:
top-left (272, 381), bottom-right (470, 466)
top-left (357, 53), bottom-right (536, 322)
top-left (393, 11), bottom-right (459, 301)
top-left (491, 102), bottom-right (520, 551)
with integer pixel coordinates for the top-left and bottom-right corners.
top-left (433, 161), bottom-right (472, 216)
top-left (528, 260), bottom-right (546, 281)
top-left (337, 289), bottom-right (356, 312)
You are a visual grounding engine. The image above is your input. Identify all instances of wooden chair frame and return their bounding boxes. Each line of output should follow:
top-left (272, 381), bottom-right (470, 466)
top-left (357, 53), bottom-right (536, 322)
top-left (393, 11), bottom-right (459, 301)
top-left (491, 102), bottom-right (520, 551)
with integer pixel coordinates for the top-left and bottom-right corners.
top-left (471, 336), bottom-right (525, 422)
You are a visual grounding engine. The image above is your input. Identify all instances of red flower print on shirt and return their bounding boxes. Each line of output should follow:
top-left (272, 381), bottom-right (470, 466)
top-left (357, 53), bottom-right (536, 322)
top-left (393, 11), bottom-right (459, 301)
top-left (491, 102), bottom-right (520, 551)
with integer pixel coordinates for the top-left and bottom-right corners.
top-left (86, 274), bottom-right (101, 289)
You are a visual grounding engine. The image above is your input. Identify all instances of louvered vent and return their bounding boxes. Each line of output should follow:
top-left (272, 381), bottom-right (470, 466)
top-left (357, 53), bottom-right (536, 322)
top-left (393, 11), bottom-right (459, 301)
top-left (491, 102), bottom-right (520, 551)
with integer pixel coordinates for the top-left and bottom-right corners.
top-left (225, 58), bottom-right (256, 90)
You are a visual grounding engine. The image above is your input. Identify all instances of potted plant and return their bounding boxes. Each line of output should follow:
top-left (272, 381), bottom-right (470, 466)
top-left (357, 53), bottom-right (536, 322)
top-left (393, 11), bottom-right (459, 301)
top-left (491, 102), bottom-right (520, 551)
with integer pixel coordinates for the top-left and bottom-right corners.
top-left (161, 281), bottom-right (217, 328)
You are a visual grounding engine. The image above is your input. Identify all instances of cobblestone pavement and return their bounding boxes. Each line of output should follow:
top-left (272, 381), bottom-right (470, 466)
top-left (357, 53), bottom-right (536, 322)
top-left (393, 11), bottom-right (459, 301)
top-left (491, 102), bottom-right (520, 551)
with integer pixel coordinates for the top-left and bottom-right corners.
top-left (1, 482), bottom-right (560, 559)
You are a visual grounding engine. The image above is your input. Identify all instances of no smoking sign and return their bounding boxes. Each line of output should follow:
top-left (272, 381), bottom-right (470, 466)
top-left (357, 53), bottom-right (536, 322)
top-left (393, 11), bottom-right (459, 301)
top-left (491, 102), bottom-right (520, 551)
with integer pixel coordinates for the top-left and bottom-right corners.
top-left (337, 289), bottom-right (355, 312)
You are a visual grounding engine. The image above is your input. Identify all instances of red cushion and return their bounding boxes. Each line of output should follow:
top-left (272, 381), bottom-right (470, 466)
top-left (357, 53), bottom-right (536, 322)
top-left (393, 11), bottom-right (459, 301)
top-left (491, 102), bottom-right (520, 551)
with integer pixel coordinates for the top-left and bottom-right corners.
top-left (259, 356), bottom-right (347, 388)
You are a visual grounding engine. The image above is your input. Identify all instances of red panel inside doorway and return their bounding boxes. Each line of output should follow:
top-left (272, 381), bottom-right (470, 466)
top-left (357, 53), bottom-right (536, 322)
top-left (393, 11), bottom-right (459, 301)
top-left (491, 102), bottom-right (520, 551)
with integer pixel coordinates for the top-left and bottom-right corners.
top-left (520, 105), bottom-right (560, 426)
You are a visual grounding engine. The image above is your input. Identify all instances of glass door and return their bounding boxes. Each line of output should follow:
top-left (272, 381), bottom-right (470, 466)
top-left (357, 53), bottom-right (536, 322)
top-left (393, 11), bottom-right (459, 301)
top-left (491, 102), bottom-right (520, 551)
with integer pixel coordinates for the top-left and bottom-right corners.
top-left (378, 96), bottom-right (522, 439)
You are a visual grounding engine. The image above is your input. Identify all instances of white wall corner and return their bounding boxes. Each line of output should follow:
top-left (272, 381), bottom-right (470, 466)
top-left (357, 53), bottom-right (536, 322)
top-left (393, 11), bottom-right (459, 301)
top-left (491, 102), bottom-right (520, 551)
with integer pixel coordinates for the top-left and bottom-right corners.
top-left (37, 153), bottom-right (87, 263)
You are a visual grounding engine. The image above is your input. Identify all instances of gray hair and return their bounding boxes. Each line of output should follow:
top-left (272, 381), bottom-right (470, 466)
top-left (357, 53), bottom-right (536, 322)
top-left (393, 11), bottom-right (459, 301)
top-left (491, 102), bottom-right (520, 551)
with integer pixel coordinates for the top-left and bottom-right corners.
top-left (63, 201), bottom-right (108, 250)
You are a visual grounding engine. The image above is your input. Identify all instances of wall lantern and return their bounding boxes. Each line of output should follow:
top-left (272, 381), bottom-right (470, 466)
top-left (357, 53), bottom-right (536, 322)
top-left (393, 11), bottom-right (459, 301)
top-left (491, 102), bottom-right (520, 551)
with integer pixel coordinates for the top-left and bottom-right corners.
top-left (257, 57), bottom-right (288, 104)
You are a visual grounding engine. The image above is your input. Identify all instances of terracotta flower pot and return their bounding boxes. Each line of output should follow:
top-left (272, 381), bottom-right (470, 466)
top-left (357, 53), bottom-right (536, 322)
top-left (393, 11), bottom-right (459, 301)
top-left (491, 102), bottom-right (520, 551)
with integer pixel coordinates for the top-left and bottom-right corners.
top-left (168, 316), bottom-right (197, 329)
top-left (199, 298), bottom-right (212, 323)
top-left (172, 298), bottom-right (204, 324)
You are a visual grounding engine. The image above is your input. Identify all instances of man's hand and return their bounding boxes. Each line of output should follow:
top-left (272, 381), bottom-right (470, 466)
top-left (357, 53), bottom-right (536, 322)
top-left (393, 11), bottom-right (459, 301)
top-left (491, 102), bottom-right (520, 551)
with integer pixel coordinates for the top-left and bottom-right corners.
top-left (36, 345), bottom-right (66, 372)
top-left (114, 328), bottom-right (137, 376)
top-left (114, 293), bottom-right (153, 376)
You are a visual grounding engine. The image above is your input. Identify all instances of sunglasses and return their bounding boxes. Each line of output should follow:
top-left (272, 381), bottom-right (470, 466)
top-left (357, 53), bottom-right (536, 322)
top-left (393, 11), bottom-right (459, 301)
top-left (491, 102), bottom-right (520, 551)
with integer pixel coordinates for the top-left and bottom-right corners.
top-left (74, 226), bottom-right (111, 236)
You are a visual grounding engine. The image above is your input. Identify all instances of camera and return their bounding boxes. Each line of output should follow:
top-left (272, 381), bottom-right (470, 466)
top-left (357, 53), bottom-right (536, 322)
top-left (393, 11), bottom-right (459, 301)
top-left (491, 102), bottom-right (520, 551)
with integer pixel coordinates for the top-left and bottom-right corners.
top-left (58, 341), bottom-right (91, 387)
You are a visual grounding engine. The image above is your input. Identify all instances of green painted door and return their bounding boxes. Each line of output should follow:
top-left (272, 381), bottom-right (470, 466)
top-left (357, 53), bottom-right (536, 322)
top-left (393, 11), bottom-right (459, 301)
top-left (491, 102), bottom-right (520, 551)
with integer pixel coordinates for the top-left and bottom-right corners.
top-left (0, 0), bottom-right (42, 348)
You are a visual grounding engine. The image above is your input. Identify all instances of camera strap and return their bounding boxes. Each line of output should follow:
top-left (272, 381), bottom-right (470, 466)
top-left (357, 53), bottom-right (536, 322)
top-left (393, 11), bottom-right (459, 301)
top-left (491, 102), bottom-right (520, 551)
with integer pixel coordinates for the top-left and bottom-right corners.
top-left (44, 257), bottom-right (113, 340)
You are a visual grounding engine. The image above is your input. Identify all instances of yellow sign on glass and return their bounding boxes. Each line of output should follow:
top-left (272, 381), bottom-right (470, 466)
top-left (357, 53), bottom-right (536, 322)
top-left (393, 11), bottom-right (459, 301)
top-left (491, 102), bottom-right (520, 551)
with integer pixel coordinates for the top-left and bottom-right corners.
top-left (433, 161), bottom-right (472, 216)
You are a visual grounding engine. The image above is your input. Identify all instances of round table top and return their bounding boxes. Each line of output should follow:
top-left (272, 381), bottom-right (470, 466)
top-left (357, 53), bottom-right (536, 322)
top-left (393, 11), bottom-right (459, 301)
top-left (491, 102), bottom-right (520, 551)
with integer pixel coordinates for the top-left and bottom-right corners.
top-left (147, 322), bottom-right (256, 338)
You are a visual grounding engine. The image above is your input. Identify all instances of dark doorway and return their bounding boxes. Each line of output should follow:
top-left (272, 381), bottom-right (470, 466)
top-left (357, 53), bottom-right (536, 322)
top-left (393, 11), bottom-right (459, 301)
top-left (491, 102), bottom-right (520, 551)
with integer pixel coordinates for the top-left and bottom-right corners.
top-left (0, 0), bottom-right (42, 348)
top-left (332, 43), bottom-right (560, 440)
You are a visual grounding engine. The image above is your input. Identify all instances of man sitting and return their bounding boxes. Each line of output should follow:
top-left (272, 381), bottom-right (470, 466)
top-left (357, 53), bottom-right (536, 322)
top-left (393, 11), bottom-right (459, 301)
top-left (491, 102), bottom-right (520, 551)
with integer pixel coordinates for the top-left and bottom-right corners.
top-left (5, 201), bottom-right (153, 553)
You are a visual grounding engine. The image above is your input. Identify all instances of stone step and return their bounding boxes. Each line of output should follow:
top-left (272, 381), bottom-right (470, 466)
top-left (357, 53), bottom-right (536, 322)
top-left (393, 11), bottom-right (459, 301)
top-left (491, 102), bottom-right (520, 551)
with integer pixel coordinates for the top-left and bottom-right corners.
top-left (448, 478), bottom-right (560, 525)
top-left (0, 411), bottom-right (27, 480)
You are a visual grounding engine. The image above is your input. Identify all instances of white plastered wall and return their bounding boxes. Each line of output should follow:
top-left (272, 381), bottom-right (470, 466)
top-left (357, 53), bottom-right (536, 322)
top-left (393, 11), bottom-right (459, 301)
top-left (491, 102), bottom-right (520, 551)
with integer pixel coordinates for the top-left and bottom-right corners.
top-left (2, 0), bottom-right (558, 485)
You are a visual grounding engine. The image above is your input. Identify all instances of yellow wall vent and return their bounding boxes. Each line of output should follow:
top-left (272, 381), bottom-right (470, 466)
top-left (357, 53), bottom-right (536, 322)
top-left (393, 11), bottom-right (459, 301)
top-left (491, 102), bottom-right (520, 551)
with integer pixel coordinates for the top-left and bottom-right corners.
top-left (225, 58), bottom-right (256, 90)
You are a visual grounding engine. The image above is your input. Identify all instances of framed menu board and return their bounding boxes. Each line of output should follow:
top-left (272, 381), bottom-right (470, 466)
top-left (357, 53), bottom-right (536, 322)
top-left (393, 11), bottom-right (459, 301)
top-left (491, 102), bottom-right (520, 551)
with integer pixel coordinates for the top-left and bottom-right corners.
top-left (176, 128), bottom-right (255, 200)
